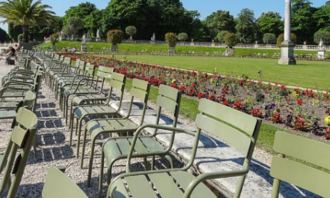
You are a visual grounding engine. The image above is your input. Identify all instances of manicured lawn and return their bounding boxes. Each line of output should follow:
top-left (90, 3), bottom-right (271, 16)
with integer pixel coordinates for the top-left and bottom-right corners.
top-left (113, 55), bottom-right (330, 90)
top-left (38, 41), bottom-right (329, 57)
top-left (124, 79), bottom-right (277, 153)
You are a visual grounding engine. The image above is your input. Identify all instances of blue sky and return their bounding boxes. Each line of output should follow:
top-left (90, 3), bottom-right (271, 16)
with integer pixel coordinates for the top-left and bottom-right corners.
top-left (1, 0), bottom-right (327, 32)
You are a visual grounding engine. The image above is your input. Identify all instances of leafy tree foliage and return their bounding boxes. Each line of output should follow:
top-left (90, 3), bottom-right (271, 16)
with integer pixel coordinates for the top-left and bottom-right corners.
top-left (177, 32), bottom-right (188, 41)
top-left (235, 9), bottom-right (257, 43)
top-left (291, 0), bottom-right (317, 43)
top-left (263, 33), bottom-right (276, 44)
top-left (101, 0), bottom-right (202, 40)
top-left (204, 10), bottom-right (235, 39)
top-left (313, 4), bottom-right (330, 32)
top-left (257, 12), bottom-right (282, 36)
top-left (63, 17), bottom-right (84, 38)
top-left (0, 0), bottom-right (55, 42)
top-left (314, 28), bottom-right (330, 45)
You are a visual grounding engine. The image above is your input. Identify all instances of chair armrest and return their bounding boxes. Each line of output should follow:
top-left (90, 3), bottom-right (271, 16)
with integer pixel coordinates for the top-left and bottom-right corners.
top-left (183, 168), bottom-right (249, 198)
top-left (126, 124), bottom-right (198, 172)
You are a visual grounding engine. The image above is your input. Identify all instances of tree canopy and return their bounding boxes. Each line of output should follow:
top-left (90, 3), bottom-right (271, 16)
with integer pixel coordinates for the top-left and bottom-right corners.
top-left (0, 0), bottom-right (55, 42)
top-left (204, 10), bottom-right (235, 39)
top-left (235, 9), bottom-right (256, 43)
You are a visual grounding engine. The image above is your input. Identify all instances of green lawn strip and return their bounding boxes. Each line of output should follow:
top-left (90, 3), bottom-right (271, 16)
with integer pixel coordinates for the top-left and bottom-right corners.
top-left (114, 54), bottom-right (330, 91)
top-left (38, 41), bottom-right (330, 57)
top-left (124, 79), bottom-right (276, 153)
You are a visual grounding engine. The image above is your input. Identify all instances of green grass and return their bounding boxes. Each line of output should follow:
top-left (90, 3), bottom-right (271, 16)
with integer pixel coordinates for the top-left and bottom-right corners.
top-left (124, 79), bottom-right (276, 152)
top-left (113, 55), bottom-right (330, 90)
top-left (38, 41), bottom-right (330, 57)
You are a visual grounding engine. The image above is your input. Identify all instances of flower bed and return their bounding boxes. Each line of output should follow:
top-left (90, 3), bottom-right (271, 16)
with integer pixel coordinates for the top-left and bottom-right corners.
top-left (62, 53), bottom-right (330, 139)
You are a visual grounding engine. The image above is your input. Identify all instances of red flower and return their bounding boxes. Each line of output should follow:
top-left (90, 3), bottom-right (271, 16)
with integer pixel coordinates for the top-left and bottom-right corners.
top-left (251, 108), bottom-right (263, 118)
top-left (197, 92), bottom-right (205, 98)
top-left (233, 100), bottom-right (244, 110)
top-left (272, 110), bottom-right (282, 123)
top-left (294, 116), bottom-right (306, 130)
top-left (296, 98), bottom-right (303, 106)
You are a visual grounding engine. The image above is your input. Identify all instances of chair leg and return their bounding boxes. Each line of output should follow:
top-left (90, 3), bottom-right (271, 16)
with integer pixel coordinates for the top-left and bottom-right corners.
top-left (80, 127), bottom-right (88, 168)
top-left (76, 117), bottom-right (85, 158)
top-left (87, 137), bottom-right (97, 187)
top-left (98, 151), bottom-right (105, 194)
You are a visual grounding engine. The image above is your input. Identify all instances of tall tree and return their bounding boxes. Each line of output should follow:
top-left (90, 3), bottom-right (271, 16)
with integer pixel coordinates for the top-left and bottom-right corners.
top-left (313, 4), bottom-right (330, 31)
top-left (256, 12), bottom-right (283, 36)
top-left (63, 2), bottom-right (99, 34)
top-left (101, 0), bottom-right (201, 40)
top-left (291, 0), bottom-right (317, 43)
top-left (204, 10), bottom-right (236, 39)
top-left (235, 8), bottom-right (256, 43)
top-left (0, 0), bottom-right (55, 42)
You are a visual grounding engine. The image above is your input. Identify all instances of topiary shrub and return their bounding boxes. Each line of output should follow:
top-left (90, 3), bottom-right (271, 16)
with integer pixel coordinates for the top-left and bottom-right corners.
top-left (177, 32), bottom-right (189, 42)
top-left (314, 29), bottom-right (330, 45)
top-left (215, 31), bottom-right (229, 43)
top-left (107, 29), bottom-right (124, 52)
top-left (276, 33), bottom-right (297, 47)
top-left (50, 33), bottom-right (59, 49)
top-left (125, 26), bottom-right (137, 40)
top-left (263, 33), bottom-right (276, 44)
top-left (165, 32), bottom-right (177, 54)
top-left (224, 32), bottom-right (237, 48)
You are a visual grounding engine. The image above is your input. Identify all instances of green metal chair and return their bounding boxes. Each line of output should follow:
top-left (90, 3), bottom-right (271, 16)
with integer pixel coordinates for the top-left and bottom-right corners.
top-left (79, 79), bottom-right (152, 185)
top-left (0, 108), bottom-right (38, 198)
top-left (42, 167), bottom-right (88, 198)
top-left (0, 91), bottom-right (37, 120)
top-left (98, 85), bottom-right (182, 192)
top-left (270, 131), bottom-right (330, 198)
top-left (69, 72), bottom-right (126, 148)
top-left (107, 98), bottom-right (262, 198)
top-left (60, 62), bottom-right (101, 116)
top-left (66, 66), bottom-right (114, 125)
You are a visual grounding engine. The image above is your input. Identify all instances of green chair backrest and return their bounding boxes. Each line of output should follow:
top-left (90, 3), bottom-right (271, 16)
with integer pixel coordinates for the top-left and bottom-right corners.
top-left (42, 167), bottom-right (88, 198)
top-left (196, 99), bottom-right (261, 156)
top-left (128, 79), bottom-right (151, 124)
top-left (270, 131), bottom-right (330, 198)
top-left (63, 57), bottom-right (72, 66)
top-left (0, 108), bottom-right (38, 198)
top-left (96, 66), bottom-right (114, 80)
top-left (156, 84), bottom-right (182, 127)
top-left (106, 72), bottom-right (126, 108)
top-left (84, 62), bottom-right (95, 76)
top-left (194, 99), bottom-right (261, 196)
top-left (109, 72), bottom-right (126, 91)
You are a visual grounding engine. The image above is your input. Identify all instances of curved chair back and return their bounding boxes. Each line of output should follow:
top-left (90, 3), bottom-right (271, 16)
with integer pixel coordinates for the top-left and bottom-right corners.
top-left (0, 108), bottom-right (38, 198)
top-left (270, 131), bottom-right (330, 198)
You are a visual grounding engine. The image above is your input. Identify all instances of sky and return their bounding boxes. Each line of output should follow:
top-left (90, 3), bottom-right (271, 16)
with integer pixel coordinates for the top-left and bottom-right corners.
top-left (0, 0), bottom-right (327, 32)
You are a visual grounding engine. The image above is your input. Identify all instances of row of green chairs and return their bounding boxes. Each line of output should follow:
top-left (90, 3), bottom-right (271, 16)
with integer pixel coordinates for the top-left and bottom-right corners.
top-left (0, 51), bottom-right (41, 197)
top-left (38, 53), bottom-right (329, 198)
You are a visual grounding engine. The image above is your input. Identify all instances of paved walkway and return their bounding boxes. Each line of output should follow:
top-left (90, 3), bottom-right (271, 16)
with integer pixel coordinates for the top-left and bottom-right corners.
top-left (0, 60), bottom-right (320, 197)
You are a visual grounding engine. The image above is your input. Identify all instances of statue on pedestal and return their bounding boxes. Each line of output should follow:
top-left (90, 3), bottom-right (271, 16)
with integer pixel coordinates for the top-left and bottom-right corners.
top-left (96, 29), bottom-right (101, 42)
top-left (81, 34), bottom-right (87, 52)
top-left (150, 33), bottom-right (156, 44)
top-left (317, 39), bottom-right (326, 60)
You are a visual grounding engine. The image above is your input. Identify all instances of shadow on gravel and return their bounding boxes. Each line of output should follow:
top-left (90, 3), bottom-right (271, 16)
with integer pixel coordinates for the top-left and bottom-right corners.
top-left (28, 145), bottom-right (74, 164)
top-left (36, 132), bottom-right (65, 145)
